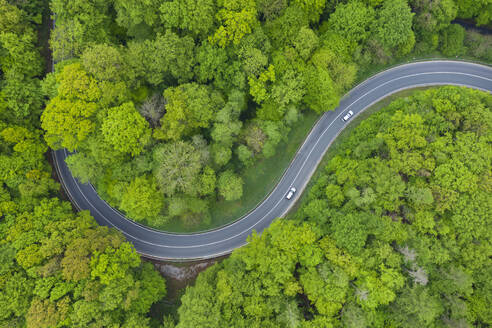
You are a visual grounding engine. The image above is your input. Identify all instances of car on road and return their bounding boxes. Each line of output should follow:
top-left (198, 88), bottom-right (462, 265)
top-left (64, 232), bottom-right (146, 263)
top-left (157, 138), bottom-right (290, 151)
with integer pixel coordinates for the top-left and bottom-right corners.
top-left (342, 110), bottom-right (354, 122)
top-left (285, 187), bottom-right (296, 200)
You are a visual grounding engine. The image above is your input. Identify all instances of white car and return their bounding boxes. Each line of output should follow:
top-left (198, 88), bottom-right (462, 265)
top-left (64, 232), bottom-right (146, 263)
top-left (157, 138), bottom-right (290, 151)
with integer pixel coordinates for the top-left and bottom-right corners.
top-left (285, 187), bottom-right (296, 200)
top-left (342, 110), bottom-right (354, 122)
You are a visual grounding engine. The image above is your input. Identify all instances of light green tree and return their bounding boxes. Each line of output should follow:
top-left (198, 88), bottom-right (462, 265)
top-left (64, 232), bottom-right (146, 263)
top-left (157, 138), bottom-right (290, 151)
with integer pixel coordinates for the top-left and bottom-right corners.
top-left (153, 141), bottom-right (203, 196)
top-left (157, 83), bottom-right (223, 140)
top-left (210, 0), bottom-right (258, 47)
top-left (120, 176), bottom-right (164, 221)
top-left (160, 0), bottom-right (216, 36)
top-left (303, 65), bottom-right (340, 113)
top-left (81, 44), bottom-right (125, 82)
top-left (100, 102), bottom-right (151, 156)
top-left (326, 1), bottom-right (375, 44)
top-left (373, 0), bottom-right (415, 55)
top-left (292, 0), bottom-right (326, 22)
top-left (113, 0), bottom-right (161, 36)
top-left (218, 170), bottom-right (244, 201)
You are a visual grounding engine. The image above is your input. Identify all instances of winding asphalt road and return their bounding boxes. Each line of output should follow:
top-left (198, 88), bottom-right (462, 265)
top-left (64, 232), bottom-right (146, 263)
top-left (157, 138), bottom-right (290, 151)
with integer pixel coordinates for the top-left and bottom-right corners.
top-left (53, 60), bottom-right (492, 261)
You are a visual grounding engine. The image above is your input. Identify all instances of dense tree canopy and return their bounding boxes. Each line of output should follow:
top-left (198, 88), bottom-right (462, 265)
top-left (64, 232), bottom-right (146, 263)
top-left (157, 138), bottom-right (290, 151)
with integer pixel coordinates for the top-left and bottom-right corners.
top-left (157, 83), bottom-right (224, 141)
top-left (1, 197), bottom-right (166, 328)
top-left (326, 1), bottom-right (375, 45)
top-left (160, 0), bottom-right (216, 37)
top-left (0, 0), bottom-right (44, 124)
top-left (0, 113), bottom-right (166, 326)
top-left (2, 0), bottom-right (492, 326)
top-left (41, 0), bottom-right (492, 230)
top-left (176, 86), bottom-right (492, 327)
top-left (1, 3), bottom-right (167, 327)
top-left (100, 102), bottom-right (151, 156)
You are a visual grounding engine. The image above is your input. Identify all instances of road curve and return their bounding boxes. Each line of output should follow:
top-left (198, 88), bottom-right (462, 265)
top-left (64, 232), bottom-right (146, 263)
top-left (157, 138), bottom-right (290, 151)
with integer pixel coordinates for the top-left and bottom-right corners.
top-left (52, 60), bottom-right (492, 261)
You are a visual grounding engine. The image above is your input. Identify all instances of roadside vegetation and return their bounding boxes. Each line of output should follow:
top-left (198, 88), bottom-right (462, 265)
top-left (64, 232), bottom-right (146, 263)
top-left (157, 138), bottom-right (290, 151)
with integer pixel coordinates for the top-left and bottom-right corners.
top-left (1, 0), bottom-right (491, 327)
top-left (0, 2), bottom-right (166, 327)
top-left (175, 86), bottom-right (492, 327)
top-left (41, 0), bottom-right (492, 232)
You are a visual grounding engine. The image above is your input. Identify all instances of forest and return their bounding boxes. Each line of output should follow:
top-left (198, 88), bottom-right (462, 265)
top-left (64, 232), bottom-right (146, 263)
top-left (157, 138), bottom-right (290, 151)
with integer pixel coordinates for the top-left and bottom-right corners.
top-left (42, 0), bottom-right (492, 230)
top-left (176, 87), bottom-right (492, 327)
top-left (0, 2), bottom-right (166, 327)
top-left (0, 0), bottom-right (490, 327)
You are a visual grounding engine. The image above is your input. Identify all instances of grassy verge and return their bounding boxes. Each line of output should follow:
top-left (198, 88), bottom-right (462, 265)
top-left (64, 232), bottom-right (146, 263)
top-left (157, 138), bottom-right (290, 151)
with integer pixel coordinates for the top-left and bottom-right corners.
top-left (157, 111), bottom-right (320, 233)
top-left (151, 51), bottom-right (490, 233)
top-left (285, 87), bottom-right (432, 219)
top-left (134, 36), bottom-right (491, 233)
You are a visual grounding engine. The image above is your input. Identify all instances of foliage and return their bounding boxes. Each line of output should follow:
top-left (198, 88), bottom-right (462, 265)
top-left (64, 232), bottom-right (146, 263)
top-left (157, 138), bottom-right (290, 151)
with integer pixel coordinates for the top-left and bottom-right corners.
top-left (41, 63), bottom-right (101, 151)
top-left (303, 65), bottom-right (340, 114)
top-left (410, 0), bottom-right (457, 50)
top-left (326, 1), bottom-right (375, 45)
top-left (218, 170), bottom-right (244, 201)
top-left (455, 0), bottom-right (492, 25)
top-left (128, 30), bottom-right (196, 86)
top-left (440, 24), bottom-right (465, 56)
top-left (5, 0), bottom-right (492, 325)
top-left (100, 102), bottom-right (151, 156)
top-left (112, 0), bottom-right (161, 37)
top-left (120, 175), bottom-right (164, 221)
top-left (153, 140), bottom-right (205, 197)
top-left (43, 0), bottom-right (492, 232)
top-left (160, 0), bottom-right (216, 37)
top-left (0, 3), bottom-right (167, 325)
top-left (177, 86), bottom-right (492, 327)
top-left (210, 0), bottom-right (258, 47)
top-left (464, 29), bottom-right (492, 62)
top-left (157, 83), bottom-right (224, 141)
top-left (81, 44), bottom-right (125, 82)
top-left (50, 0), bottom-right (112, 61)
top-left (373, 0), bottom-right (415, 56)
top-left (0, 0), bottom-right (43, 124)
top-left (0, 196), bottom-right (166, 327)
top-left (293, 0), bottom-right (326, 22)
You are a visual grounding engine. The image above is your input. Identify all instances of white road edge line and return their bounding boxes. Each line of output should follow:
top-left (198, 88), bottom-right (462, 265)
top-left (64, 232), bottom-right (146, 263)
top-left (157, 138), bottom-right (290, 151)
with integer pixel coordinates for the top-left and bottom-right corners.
top-left (57, 69), bottom-right (492, 254)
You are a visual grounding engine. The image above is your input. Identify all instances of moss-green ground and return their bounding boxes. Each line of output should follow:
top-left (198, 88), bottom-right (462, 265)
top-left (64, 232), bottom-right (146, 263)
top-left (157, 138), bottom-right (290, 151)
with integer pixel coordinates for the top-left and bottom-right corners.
top-left (285, 87), bottom-right (432, 219)
top-left (156, 111), bottom-right (319, 233)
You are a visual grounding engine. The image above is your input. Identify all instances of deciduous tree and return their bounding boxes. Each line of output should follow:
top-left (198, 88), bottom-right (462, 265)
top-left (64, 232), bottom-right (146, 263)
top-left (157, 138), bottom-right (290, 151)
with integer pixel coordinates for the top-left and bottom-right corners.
top-left (100, 102), bottom-right (151, 156)
top-left (120, 175), bottom-right (164, 221)
top-left (153, 141), bottom-right (204, 197)
top-left (373, 0), bottom-right (415, 55)
top-left (210, 0), bottom-right (258, 47)
top-left (326, 1), bottom-right (375, 44)
top-left (218, 170), bottom-right (244, 201)
top-left (157, 83), bottom-right (224, 140)
top-left (160, 0), bottom-right (216, 37)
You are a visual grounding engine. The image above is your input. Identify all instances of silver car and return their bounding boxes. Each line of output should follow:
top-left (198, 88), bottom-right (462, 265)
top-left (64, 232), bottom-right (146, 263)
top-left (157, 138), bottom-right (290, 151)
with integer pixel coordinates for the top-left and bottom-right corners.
top-left (342, 110), bottom-right (354, 122)
top-left (285, 187), bottom-right (296, 200)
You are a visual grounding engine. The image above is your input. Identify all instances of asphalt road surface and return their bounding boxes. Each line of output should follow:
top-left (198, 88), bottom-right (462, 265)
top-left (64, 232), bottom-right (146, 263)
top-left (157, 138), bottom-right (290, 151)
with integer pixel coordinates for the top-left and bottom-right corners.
top-left (53, 60), bottom-right (492, 261)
